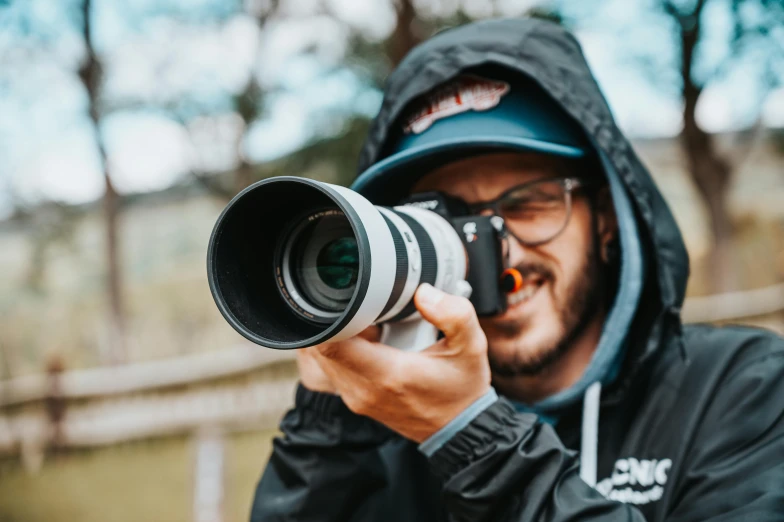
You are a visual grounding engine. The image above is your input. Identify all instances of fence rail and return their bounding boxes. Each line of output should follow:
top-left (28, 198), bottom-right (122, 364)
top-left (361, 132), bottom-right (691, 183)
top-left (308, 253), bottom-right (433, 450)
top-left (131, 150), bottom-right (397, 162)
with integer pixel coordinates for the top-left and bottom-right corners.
top-left (1, 283), bottom-right (782, 467)
top-left (0, 344), bottom-right (295, 407)
top-left (680, 282), bottom-right (784, 323)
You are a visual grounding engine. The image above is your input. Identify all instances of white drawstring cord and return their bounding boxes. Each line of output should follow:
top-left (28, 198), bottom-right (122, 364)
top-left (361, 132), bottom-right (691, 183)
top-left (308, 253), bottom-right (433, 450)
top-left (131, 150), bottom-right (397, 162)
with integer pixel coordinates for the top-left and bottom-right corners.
top-left (580, 381), bottom-right (602, 487)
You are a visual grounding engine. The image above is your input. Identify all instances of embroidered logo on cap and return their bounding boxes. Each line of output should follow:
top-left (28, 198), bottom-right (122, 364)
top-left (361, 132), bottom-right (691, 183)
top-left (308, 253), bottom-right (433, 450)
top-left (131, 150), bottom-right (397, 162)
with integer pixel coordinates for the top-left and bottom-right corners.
top-left (402, 75), bottom-right (510, 135)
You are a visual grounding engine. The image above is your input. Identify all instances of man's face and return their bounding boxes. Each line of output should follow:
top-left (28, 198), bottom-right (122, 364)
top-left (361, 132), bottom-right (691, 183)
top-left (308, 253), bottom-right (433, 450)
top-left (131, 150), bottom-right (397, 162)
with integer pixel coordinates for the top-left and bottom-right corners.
top-left (411, 152), bottom-right (615, 378)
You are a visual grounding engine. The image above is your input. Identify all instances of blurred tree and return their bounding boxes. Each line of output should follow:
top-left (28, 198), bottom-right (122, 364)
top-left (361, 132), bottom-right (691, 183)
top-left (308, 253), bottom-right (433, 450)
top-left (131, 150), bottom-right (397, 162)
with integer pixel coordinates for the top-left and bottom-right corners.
top-left (284, 0), bottom-right (437, 185)
top-left (660, 0), bottom-right (783, 292)
top-left (526, 6), bottom-right (565, 25)
top-left (387, 0), bottom-right (421, 68)
top-left (230, 0), bottom-right (279, 195)
top-left (0, 188), bottom-right (80, 294)
top-left (78, 0), bottom-right (126, 364)
top-left (19, 203), bottom-right (81, 293)
top-left (312, 1), bottom-right (499, 183)
top-left (188, 0), bottom-right (280, 200)
top-left (277, 115), bottom-right (373, 186)
top-left (551, 0), bottom-right (783, 291)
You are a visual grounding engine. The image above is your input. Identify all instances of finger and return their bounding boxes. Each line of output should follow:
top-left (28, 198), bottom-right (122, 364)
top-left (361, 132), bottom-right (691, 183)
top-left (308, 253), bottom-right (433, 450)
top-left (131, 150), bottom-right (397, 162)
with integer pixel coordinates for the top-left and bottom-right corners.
top-left (296, 347), bottom-right (327, 370)
top-left (296, 347), bottom-right (316, 363)
top-left (314, 325), bottom-right (383, 366)
top-left (414, 283), bottom-right (485, 349)
top-left (357, 325), bottom-right (382, 343)
top-left (296, 348), bottom-right (337, 393)
top-left (315, 335), bottom-right (408, 383)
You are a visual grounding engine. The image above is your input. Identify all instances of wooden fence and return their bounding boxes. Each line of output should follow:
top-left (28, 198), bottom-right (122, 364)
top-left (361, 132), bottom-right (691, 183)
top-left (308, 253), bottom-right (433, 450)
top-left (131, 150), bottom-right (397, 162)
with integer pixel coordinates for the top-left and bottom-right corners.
top-left (0, 345), bottom-right (298, 470)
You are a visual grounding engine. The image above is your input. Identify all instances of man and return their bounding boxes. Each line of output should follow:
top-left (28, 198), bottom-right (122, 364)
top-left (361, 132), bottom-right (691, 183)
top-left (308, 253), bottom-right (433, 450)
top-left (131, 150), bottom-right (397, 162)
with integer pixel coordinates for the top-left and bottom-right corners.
top-left (251, 18), bottom-right (784, 522)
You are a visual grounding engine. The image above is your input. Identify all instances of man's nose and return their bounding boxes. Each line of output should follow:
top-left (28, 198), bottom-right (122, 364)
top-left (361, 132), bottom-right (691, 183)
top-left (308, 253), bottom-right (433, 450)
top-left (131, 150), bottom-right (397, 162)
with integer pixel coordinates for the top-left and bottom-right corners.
top-left (506, 230), bottom-right (534, 267)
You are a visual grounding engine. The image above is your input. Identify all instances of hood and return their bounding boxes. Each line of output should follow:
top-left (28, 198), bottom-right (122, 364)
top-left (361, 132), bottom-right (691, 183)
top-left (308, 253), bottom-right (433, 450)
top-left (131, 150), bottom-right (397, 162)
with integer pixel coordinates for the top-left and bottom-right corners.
top-left (351, 18), bottom-right (690, 404)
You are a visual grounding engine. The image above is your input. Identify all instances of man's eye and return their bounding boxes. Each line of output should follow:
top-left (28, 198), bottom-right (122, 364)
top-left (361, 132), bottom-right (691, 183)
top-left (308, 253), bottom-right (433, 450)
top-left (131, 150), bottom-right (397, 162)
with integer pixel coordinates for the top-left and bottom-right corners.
top-left (502, 201), bottom-right (533, 212)
top-left (502, 201), bottom-right (545, 217)
top-left (503, 196), bottom-right (558, 211)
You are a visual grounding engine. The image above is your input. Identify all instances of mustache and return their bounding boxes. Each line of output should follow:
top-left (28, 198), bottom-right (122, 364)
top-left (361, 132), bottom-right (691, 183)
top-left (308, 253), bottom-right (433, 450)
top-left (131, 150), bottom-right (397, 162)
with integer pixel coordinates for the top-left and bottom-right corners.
top-left (512, 261), bottom-right (553, 283)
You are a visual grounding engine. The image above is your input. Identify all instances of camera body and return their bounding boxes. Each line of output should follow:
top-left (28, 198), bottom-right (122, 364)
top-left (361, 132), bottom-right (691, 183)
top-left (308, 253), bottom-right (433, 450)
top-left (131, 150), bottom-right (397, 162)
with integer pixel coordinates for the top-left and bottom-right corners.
top-left (398, 192), bottom-right (507, 318)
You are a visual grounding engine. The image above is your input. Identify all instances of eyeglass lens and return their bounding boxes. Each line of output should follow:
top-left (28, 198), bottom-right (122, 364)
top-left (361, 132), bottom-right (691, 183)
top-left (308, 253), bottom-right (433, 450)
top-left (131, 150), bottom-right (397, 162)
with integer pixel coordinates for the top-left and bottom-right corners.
top-left (496, 180), bottom-right (572, 245)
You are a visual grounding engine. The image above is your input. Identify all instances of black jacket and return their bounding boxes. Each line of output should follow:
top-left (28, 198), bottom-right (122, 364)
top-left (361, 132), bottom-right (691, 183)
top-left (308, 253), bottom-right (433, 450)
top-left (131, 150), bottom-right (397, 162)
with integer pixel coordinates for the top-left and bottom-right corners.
top-left (251, 19), bottom-right (784, 521)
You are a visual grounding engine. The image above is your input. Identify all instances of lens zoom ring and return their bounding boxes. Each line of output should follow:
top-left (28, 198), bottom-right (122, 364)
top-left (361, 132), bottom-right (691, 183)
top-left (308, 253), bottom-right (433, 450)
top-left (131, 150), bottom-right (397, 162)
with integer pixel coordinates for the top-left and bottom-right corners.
top-left (387, 210), bottom-right (438, 322)
top-left (378, 214), bottom-right (409, 319)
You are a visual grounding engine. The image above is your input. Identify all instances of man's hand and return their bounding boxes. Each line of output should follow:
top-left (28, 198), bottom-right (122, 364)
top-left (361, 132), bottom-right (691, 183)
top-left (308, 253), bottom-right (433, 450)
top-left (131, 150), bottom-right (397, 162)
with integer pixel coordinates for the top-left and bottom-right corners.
top-left (296, 327), bottom-right (381, 394)
top-left (310, 283), bottom-right (492, 443)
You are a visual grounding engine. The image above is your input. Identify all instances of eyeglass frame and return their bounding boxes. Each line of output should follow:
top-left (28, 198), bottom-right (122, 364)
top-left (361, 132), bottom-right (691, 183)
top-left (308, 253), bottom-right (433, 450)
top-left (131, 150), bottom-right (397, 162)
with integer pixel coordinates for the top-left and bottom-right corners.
top-left (464, 176), bottom-right (601, 247)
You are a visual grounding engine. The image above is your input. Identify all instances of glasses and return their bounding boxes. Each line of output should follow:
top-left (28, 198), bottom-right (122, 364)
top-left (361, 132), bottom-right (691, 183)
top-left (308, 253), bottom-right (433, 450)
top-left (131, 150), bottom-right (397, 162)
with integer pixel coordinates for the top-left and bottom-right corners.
top-left (467, 177), bottom-right (595, 246)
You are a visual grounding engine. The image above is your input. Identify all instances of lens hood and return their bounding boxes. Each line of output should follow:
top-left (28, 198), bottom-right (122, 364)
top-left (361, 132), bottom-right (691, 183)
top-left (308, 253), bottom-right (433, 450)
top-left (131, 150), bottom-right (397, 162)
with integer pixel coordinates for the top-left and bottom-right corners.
top-left (207, 177), bottom-right (398, 349)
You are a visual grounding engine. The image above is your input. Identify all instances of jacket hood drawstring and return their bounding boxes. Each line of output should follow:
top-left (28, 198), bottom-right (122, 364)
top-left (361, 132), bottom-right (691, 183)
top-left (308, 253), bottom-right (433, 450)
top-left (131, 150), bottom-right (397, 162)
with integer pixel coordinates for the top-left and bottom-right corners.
top-left (580, 381), bottom-right (602, 487)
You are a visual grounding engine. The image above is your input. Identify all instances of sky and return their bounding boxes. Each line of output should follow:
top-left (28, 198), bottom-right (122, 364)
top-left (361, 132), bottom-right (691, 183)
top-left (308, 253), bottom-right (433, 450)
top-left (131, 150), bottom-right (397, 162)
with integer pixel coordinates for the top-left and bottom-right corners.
top-left (0, 0), bottom-right (782, 219)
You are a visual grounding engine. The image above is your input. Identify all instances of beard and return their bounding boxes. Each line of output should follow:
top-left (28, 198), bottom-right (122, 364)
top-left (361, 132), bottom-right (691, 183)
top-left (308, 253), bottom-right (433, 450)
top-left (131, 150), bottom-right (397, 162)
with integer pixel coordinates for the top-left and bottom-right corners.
top-left (485, 233), bottom-right (607, 378)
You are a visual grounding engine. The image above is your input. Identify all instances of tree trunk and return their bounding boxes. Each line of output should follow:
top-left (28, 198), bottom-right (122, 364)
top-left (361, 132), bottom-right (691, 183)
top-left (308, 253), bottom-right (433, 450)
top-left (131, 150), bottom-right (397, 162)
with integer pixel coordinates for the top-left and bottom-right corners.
top-left (675, 0), bottom-right (736, 293)
top-left (229, 1), bottom-right (279, 197)
top-left (103, 171), bottom-right (126, 363)
top-left (680, 113), bottom-right (736, 292)
top-left (80, 0), bottom-right (126, 363)
top-left (234, 160), bottom-right (254, 194)
top-left (388, 0), bottom-right (419, 68)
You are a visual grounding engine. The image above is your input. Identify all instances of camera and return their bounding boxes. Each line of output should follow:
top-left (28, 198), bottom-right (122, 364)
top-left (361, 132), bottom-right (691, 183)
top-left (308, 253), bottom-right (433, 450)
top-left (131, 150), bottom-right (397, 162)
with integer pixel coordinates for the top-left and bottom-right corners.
top-left (206, 176), bottom-right (508, 351)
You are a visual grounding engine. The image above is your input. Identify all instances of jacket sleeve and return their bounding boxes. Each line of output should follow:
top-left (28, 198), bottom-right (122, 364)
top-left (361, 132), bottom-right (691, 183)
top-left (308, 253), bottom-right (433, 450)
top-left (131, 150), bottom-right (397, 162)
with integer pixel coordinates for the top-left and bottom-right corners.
top-left (427, 398), bottom-right (647, 522)
top-left (665, 337), bottom-right (784, 522)
top-left (250, 383), bottom-right (392, 522)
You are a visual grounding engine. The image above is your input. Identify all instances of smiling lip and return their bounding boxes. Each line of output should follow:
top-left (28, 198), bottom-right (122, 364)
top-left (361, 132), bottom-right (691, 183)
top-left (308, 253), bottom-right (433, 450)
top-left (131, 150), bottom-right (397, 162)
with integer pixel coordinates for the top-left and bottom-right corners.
top-left (503, 276), bottom-right (546, 316)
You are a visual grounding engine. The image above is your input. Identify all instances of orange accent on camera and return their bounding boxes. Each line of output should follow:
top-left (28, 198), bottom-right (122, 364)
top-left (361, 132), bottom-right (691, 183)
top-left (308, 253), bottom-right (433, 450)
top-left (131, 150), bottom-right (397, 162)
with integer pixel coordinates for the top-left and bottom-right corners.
top-left (501, 268), bottom-right (524, 293)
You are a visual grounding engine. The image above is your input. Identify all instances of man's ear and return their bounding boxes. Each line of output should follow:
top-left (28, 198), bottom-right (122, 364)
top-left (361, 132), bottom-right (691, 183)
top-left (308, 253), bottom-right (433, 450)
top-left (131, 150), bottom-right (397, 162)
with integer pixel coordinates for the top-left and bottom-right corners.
top-left (594, 186), bottom-right (618, 263)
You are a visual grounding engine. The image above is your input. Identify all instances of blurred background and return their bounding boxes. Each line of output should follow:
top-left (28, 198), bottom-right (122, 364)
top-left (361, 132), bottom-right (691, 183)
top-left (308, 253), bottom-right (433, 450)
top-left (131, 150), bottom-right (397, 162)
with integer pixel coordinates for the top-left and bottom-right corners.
top-left (0, 0), bottom-right (782, 520)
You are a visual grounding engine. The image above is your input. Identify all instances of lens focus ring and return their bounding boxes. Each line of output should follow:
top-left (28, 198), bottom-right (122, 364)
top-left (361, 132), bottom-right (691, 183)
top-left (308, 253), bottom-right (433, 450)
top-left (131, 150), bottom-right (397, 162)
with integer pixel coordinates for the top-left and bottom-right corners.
top-left (378, 213), bottom-right (409, 319)
top-left (385, 210), bottom-right (438, 322)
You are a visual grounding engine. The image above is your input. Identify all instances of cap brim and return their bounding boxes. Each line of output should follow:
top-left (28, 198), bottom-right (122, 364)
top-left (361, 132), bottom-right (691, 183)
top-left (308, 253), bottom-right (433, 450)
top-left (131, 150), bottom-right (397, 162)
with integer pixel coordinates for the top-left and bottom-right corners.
top-left (351, 136), bottom-right (584, 205)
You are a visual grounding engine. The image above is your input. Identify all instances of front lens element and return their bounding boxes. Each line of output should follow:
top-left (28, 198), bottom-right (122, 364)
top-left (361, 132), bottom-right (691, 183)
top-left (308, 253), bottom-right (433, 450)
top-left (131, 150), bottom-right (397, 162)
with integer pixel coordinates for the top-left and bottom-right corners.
top-left (278, 209), bottom-right (360, 322)
top-left (317, 237), bottom-right (359, 290)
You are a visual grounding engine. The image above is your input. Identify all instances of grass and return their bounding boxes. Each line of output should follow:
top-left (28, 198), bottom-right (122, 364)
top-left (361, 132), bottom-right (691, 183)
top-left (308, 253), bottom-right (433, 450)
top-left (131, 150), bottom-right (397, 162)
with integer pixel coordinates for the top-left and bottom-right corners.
top-left (0, 429), bottom-right (277, 522)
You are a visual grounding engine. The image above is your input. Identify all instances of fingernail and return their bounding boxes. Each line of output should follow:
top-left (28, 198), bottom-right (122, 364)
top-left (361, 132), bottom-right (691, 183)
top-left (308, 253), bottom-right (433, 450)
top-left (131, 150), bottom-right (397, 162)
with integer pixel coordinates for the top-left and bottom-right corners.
top-left (416, 283), bottom-right (444, 308)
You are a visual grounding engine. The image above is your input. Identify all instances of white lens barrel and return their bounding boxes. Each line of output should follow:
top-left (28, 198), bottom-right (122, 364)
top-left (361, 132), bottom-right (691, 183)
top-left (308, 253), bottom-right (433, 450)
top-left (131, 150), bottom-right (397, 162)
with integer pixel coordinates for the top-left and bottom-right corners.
top-left (283, 183), bottom-right (468, 341)
top-left (326, 184), bottom-right (398, 342)
top-left (208, 176), bottom-right (468, 350)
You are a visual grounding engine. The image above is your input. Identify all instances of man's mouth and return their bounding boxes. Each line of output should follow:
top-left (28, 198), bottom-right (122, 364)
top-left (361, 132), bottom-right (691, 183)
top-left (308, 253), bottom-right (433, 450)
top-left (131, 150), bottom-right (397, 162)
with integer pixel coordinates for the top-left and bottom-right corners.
top-left (506, 277), bottom-right (546, 307)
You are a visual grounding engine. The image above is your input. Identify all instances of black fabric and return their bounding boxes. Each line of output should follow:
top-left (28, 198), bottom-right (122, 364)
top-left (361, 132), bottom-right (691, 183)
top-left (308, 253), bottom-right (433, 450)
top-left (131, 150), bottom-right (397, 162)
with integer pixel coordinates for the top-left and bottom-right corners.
top-left (250, 18), bottom-right (784, 522)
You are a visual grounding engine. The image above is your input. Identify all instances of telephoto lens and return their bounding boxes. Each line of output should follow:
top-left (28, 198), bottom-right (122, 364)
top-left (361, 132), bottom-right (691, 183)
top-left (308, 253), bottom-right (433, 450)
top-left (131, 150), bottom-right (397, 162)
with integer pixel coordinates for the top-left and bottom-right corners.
top-left (207, 177), bottom-right (469, 350)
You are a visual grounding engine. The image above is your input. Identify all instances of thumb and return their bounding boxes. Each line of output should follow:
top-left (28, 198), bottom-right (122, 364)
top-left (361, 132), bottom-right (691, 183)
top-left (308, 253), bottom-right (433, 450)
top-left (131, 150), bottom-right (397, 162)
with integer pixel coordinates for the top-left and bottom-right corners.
top-left (414, 283), bottom-right (485, 348)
